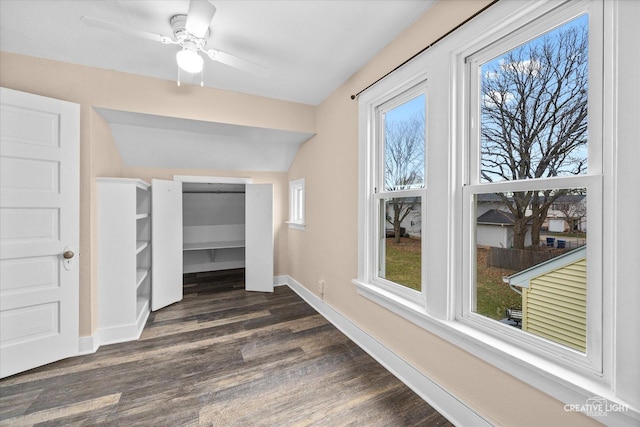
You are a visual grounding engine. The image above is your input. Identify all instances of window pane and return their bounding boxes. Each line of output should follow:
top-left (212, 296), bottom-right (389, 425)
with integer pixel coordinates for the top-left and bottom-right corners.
top-left (480, 15), bottom-right (588, 183)
top-left (383, 94), bottom-right (425, 191)
top-left (379, 197), bottom-right (422, 291)
top-left (473, 188), bottom-right (587, 352)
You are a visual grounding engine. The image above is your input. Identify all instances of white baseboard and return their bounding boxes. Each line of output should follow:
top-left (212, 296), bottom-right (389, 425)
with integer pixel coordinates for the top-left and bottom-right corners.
top-left (273, 275), bottom-right (288, 286)
top-left (98, 308), bottom-right (150, 347)
top-left (81, 306), bottom-right (150, 352)
top-left (78, 334), bottom-right (99, 355)
top-left (283, 274), bottom-right (490, 427)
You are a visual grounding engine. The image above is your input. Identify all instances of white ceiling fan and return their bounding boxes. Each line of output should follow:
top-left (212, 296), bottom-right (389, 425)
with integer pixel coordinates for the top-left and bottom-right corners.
top-left (81, 0), bottom-right (266, 85)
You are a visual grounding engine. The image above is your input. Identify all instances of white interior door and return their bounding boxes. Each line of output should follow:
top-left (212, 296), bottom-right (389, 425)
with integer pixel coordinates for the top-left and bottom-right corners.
top-left (151, 179), bottom-right (183, 310)
top-left (245, 184), bottom-right (273, 292)
top-left (0, 87), bottom-right (80, 378)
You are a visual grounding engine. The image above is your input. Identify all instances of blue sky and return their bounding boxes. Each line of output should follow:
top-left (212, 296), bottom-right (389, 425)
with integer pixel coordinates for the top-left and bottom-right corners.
top-left (385, 93), bottom-right (425, 124)
top-left (482, 13), bottom-right (588, 73)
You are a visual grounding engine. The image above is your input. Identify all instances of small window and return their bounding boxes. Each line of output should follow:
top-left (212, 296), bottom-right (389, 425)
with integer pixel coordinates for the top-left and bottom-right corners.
top-left (287, 178), bottom-right (305, 230)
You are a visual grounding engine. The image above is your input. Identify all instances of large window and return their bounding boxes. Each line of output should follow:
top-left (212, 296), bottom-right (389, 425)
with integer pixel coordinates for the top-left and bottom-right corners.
top-left (463, 10), bottom-right (602, 370)
top-left (356, 0), bottom-right (638, 423)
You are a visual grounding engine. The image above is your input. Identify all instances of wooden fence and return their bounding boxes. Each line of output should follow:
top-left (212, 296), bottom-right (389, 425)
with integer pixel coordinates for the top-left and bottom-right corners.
top-left (487, 247), bottom-right (568, 271)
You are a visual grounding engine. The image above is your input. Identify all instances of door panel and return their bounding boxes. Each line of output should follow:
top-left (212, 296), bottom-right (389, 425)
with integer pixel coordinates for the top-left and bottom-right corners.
top-left (245, 184), bottom-right (273, 292)
top-left (151, 179), bottom-right (183, 310)
top-left (0, 87), bottom-right (79, 378)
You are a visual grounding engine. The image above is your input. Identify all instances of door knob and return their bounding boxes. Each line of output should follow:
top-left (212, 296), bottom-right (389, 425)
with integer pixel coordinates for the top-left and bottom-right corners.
top-left (63, 250), bottom-right (75, 259)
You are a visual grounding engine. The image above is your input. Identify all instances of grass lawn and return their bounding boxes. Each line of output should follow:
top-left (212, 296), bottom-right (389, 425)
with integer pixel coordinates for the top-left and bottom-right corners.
top-left (384, 239), bottom-right (521, 319)
top-left (475, 247), bottom-right (520, 320)
top-left (384, 238), bottom-right (421, 291)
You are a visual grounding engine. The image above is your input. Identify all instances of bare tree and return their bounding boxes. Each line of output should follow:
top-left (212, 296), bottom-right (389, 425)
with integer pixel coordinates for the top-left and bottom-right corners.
top-left (555, 193), bottom-right (587, 233)
top-left (385, 113), bottom-right (424, 243)
top-left (481, 20), bottom-right (588, 249)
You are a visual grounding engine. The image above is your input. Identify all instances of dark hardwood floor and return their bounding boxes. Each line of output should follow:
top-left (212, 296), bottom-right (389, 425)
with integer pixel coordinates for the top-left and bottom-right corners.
top-left (0, 270), bottom-right (453, 426)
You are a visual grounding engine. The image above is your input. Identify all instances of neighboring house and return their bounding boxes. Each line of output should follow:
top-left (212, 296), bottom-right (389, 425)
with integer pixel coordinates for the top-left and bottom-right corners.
top-left (478, 193), bottom-right (588, 234)
top-left (476, 193), bottom-right (508, 217)
top-left (503, 246), bottom-right (587, 352)
top-left (385, 199), bottom-right (422, 238)
top-left (544, 194), bottom-right (588, 233)
top-left (476, 209), bottom-right (532, 248)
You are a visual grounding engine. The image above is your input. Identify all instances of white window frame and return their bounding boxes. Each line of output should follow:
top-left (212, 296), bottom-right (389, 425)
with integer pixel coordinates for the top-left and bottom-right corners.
top-left (356, 77), bottom-right (428, 306)
top-left (354, 0), bottom-right (639, 423)
top-left (461, 3), bottom-right (603, 373)
top-left (287, 178), bottom-right (305, 231)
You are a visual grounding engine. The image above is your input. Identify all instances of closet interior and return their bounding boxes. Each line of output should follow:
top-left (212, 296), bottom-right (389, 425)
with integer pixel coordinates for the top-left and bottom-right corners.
top-left (182, 182), bottom-right (247, 275)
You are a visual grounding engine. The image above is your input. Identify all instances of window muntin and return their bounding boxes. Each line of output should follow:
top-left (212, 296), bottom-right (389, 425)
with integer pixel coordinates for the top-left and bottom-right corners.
top-left (374, 92), bottom-right (426, 294)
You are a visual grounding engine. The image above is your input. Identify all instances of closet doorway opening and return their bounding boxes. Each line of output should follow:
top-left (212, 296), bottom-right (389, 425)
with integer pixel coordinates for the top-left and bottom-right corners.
top-left (182, 182), bottom-right (248, 294)
top-left (151, 176), bottom-right (273, 311)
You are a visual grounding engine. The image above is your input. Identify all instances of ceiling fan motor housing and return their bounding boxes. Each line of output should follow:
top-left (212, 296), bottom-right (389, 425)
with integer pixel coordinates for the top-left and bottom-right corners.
top-left (171, 14), bottom-right (209, 50)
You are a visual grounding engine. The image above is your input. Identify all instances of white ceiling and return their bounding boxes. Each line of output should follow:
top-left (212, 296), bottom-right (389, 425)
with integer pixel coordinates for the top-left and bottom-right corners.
top-left (1, 0), bottom-right (435, 172)
top-left (0, 0), bottom-right (435, 106)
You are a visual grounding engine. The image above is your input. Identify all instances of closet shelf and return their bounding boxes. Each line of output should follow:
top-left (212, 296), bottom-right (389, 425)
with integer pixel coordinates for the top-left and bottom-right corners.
top-left (183, 240), bottom-right (245, 251)
top-left (136, 268), bottom-right (149, 289)
top-left (183, 260), bottom-right (245, 274)
top-left (136, 240), bottom-right (150, 254)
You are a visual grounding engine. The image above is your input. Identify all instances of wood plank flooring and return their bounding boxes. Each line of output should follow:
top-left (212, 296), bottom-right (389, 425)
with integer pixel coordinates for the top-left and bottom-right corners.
top-left (0, 270), bottom-right (453, 426)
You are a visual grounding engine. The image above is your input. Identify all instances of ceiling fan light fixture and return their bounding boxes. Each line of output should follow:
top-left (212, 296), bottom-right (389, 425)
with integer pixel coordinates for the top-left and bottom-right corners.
top-left (176, 48), bottom-right (204, 74)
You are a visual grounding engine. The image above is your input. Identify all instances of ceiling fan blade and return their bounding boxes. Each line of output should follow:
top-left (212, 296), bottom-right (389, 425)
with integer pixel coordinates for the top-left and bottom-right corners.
top-left (207, 49), bottom-right (268, 76)
top-left (81, 16), bottom-right (173, 44)
top-left (185, 0), bottom-right (216, 39)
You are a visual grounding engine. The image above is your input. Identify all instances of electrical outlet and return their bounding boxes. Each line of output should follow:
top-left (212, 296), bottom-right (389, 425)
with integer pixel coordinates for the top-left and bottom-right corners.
top-left (318, 280), bottom-right (325, 299)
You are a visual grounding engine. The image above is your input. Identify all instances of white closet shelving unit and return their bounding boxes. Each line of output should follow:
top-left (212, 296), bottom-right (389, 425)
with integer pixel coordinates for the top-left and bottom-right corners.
top-left (97, 177), bottom-right (151, 345)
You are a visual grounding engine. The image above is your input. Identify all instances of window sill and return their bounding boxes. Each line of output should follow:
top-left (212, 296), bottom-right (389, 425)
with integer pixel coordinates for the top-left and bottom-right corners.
top-left (286, 221), bottom-right (306, 231)
top-left (351, 278), bottom-right (638, 425)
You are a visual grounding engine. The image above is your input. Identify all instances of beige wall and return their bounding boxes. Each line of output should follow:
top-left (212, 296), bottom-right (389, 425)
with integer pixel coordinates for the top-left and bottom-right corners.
top-left (286, 1), bottom-right (598, 426)
top-left (0, 0), bottom-right (603, 424)
top-left (0, 52), bottom-right (315, 335)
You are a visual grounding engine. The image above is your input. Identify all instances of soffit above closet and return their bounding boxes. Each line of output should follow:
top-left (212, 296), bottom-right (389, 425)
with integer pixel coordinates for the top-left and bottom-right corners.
top-left (96, 108), bottom-right (315, 172)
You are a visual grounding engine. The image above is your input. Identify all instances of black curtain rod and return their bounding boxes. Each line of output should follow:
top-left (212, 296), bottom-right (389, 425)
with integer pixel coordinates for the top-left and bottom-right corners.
top-left (350, 1), bottom-right (497, 100)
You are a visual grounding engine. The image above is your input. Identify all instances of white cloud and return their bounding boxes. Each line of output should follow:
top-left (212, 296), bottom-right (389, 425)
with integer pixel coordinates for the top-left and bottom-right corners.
top-left (500, 58), bottom-right (541, 76)
top-left (483, 90), bottom-right (515, 107)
